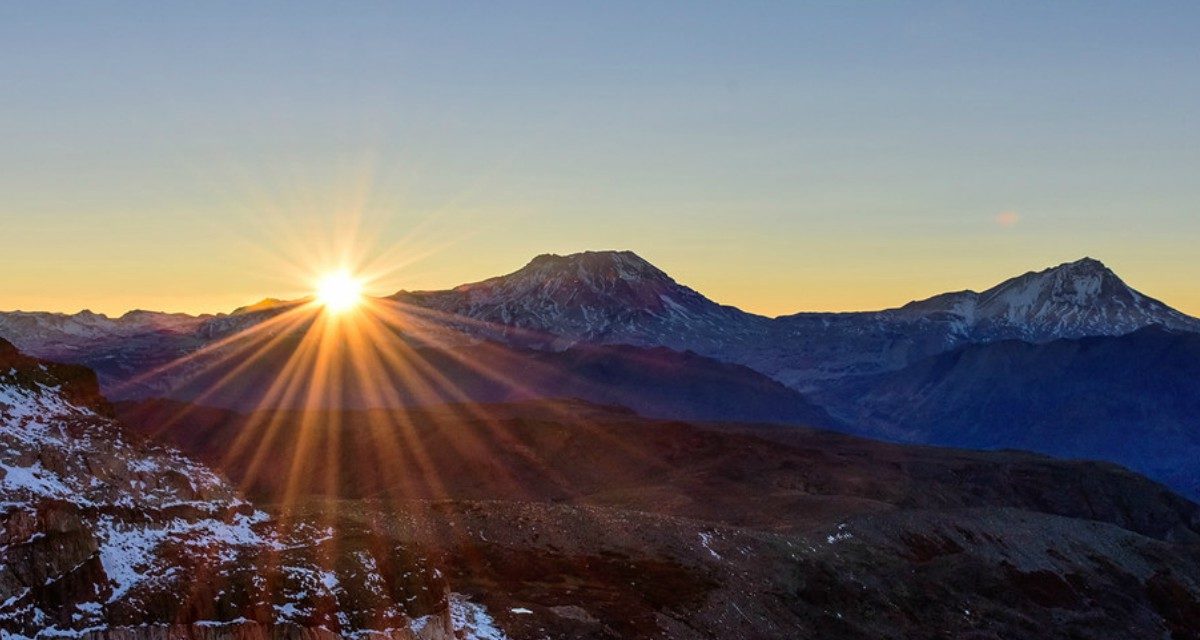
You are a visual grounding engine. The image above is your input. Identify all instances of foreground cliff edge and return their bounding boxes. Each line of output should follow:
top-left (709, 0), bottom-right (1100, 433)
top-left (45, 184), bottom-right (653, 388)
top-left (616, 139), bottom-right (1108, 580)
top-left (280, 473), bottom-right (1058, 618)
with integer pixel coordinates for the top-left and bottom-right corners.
top-left (0, 337), bottom-right (511, 639)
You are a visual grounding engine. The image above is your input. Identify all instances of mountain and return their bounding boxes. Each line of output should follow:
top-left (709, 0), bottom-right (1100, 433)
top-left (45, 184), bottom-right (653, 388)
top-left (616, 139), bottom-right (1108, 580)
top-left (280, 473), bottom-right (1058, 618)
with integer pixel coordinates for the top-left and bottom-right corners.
top-left (0, 309), bottom-right (211, 371)
top-left (0, 337), bottom-right (502, 639)
top-left (117, 396), bottom-right (1200, 538)
top-left (762, 257), bottom-right (1200, 389)
top-left (895, 257), bottom-right (1200, 342)
top-left (394, 252), bottom-right (1200, 390)
top-left (116, 397), bottom-right (1200, 638)
top-left (1, 257), bottom-right (834, 425)
top-left (0, 310), bottom-right (210, 393)
top-left (0, 309), bottom-right (205, 346)
top-left (197, 297), bottom-right (308, 340)
top-left (2, 251), bottom-right (1196, 401)
top-left (817, 326), bottom-right (1200, 499)
top-left (392, 250), bottom-right (768, 353)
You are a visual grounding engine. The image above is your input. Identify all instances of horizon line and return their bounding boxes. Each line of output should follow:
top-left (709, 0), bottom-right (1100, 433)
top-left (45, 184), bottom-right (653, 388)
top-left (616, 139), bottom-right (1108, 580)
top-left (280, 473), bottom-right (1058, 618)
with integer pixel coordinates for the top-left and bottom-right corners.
top-left (3, 251), bottom-right (1192, 322)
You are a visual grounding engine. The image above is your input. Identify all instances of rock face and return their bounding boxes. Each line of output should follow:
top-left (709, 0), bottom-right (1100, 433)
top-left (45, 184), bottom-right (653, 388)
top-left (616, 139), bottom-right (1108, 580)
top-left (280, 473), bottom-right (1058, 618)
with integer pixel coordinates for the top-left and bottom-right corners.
top-left (0, 338), bottom-right (459, 640)
top-left (0, 338), bottom-right (113, 416)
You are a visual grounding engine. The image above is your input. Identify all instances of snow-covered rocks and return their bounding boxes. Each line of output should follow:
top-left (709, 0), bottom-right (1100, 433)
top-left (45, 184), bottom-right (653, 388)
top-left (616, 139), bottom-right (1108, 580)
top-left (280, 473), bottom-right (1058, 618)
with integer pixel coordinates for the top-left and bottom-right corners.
top-left (0, 339), bottom-right (465, 640)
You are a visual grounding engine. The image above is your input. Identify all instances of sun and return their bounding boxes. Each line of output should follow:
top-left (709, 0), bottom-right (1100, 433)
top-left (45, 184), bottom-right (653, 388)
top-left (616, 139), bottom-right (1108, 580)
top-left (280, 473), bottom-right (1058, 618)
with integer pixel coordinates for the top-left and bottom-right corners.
top-left (315, 271), bottom-right (364, 313)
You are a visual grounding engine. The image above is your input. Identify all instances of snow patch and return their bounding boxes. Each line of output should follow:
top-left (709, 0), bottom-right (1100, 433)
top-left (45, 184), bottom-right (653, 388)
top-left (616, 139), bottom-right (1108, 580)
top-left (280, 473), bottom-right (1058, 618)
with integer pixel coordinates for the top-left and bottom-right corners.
top-left (450, 594), bottom-right (509, 640)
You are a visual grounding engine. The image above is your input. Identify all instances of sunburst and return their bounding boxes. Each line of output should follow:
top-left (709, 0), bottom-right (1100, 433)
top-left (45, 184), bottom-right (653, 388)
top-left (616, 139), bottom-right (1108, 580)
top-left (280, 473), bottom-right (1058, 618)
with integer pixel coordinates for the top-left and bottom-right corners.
top-left (108, 195), bottom-right (657, 614)
top-left (315, 270), bottom-right (364, 314)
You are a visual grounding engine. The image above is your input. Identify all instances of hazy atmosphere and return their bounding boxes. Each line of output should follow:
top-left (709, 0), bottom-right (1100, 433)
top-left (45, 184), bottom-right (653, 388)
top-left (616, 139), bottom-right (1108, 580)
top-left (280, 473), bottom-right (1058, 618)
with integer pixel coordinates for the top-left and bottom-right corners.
top-left (2, 2), bottom-right (1197, 316)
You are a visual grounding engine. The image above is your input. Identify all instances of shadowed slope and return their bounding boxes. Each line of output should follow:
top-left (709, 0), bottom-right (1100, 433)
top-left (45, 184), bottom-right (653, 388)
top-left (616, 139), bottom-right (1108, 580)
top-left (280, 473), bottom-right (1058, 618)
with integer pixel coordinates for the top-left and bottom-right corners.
top-left (131, 323), bottom-right (835, 426)
top-left (117, 398), bottom-right (1200, 543)
top-left (819, 326), bottom-right (1200, 499)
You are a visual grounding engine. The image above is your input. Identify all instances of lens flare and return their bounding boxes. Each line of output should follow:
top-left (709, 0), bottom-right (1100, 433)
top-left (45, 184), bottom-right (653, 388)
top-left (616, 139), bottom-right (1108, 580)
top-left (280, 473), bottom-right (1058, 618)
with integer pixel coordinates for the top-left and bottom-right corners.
top-left (110, 199), bottom-right (645, 596)
top-left (315, 271), bottom-right (363, 313)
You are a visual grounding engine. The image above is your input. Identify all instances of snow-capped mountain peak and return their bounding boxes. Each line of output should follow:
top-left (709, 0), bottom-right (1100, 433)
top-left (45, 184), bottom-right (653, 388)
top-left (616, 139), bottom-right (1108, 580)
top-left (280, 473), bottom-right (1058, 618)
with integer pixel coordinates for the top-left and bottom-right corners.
top-left (960, 257), bottom-right (1199, 340)
top-left (444, 250), bottom-right (680, 304)
top-left (521, 250), bottom-right (670, 281)
top-left (980, 257), bottom-right (1123, 308)
top-left (892, 257), bottom-right (1200, 341)
top-left (391, 250), bottom-right (758, 349)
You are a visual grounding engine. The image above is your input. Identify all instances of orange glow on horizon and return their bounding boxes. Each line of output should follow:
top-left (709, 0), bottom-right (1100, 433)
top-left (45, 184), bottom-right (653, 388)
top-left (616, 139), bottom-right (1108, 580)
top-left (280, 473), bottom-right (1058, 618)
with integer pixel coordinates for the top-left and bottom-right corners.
top-left (108, 202), bottom-right (654, 525)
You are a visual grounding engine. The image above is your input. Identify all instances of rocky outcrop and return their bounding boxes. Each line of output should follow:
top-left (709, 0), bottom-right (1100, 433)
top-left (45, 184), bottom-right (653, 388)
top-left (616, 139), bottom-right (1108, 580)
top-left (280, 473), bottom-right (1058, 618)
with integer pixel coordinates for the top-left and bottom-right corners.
top-left (0, 341), bottom-right (465, 640)
top-left (0, 337), bottom-right (113, 416)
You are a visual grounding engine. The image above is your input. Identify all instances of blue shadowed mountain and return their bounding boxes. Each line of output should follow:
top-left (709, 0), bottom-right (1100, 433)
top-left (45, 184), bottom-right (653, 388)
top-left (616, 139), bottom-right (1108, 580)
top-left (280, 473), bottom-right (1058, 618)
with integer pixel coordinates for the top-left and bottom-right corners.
top-left (818, 326), bottom-right (1200, 499)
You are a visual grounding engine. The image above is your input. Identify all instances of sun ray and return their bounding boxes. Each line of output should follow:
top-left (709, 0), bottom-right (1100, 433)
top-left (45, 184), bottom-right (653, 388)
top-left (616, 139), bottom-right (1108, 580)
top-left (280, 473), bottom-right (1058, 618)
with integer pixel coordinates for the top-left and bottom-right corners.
top-left (366, 298), bottom-right (660, 460)
top-left (116, 200), bottom-right (679, 580)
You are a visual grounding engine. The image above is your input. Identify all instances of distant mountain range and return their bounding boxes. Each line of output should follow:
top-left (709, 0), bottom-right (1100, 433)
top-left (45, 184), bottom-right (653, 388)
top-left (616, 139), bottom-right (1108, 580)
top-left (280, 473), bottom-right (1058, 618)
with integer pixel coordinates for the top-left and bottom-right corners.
top-left (5, 251), bottom-right (1196, 394)
top-left (3, 250), bottom-right (1199, 496)
top-left (394, 252), bottom-right (1200, 390)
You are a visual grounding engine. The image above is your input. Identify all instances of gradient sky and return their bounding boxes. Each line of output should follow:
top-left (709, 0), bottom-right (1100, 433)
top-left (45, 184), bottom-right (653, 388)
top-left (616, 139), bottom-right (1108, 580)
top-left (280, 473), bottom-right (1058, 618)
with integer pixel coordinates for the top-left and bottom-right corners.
top-left (2, 2), bottom-right (1198, 318)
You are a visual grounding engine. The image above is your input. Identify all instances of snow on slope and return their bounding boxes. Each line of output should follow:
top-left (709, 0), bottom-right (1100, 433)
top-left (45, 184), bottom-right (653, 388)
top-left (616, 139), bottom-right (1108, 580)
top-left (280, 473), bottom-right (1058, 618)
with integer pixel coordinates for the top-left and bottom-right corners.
top-left (898, 257), bottom-right (1200, 341)
top-left (392, 251), bottom-right (768, 353)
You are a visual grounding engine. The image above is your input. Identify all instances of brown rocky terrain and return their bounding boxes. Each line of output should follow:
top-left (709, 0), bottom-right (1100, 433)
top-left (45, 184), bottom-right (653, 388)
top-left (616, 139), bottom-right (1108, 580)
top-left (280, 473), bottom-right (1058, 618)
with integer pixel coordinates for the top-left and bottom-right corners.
top-left (280, 498), bottom-right (1200, 640)
top-left (118, 398), bottom-right (1200, 639)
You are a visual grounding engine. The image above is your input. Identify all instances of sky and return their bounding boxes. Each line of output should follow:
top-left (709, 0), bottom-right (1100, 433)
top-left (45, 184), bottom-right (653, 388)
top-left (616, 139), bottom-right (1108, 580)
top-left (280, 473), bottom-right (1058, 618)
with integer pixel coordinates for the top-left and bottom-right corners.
top-left (1, 1), bottom-right (1198, 317)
